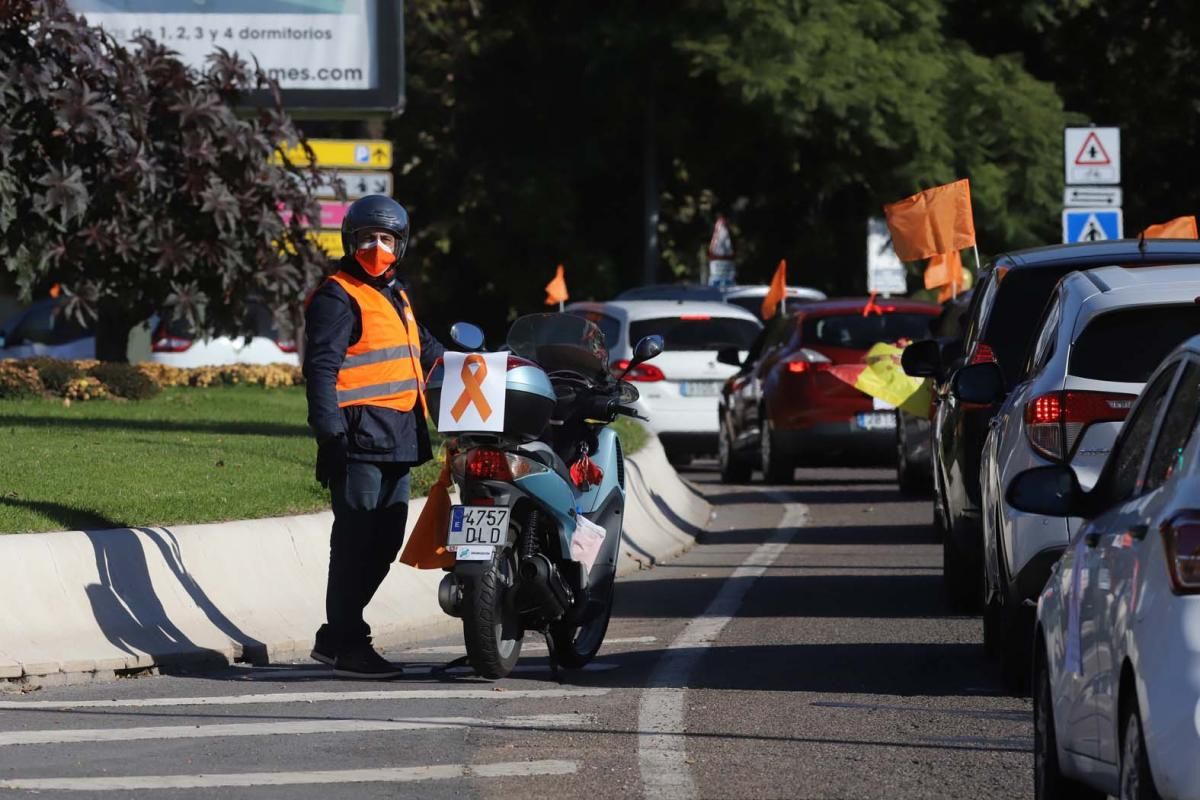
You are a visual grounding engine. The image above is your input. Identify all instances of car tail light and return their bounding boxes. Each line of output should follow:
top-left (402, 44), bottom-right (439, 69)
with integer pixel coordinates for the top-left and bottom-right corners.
top-left (275, 339), bottom-right (297, 353)
top-left (452, 448), bottom-right (548, 482)
top-left (612, 360), bottom-right (665, 382)
top-left (680, 314), bottom-right (711, 321)
top-left (151, 334), bottom-right (193, 353)
top-left (1160, 512), bottom-right (1200, 594)
top-left (1024, 390), bottom-right (1137, 461)
top-left (785, 348), bottom-right (832, 374)
top-left (970, 342), bottom-right (996, 365)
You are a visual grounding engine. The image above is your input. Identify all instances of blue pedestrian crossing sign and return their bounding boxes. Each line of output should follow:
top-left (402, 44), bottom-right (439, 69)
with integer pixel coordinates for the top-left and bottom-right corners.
top-left (1062, 208), bottom-right (1124, 243)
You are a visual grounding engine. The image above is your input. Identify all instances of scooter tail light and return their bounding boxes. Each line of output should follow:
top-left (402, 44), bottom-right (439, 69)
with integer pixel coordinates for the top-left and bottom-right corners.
top-left (1024, 390), bottom-right (1137, 462)
top-left (463, 448), bottom-right (512, 481)
top-left (1160, 512), bottom-right (1200, 595)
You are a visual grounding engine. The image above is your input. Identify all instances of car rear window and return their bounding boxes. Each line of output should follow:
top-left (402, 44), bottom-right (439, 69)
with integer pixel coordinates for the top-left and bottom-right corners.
top-left (980, 270), bottom-right (1069, 384)
top-left (1070, 305), bottom-right (1200, 382)
top-left (801, 312), bottom-right (933, 349)
top-left (725, 296), bottom-right (816, 318)
top-left (629, 316), bottom-right (761, 352)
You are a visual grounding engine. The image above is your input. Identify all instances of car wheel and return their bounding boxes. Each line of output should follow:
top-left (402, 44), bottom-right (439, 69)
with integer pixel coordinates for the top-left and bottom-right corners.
top-left (999, 603), bottom-right (1034, 696)
top-left (760, 419), bottom-right (793, 484)
top-left (718, 421), bottom-right (752, 484)
top-left (1034, 640), bottom-right (1105, 800)
top-left (943, 533), bottom-right (979, 613)
top-left (1120, 702), bottom-right (1161, 800)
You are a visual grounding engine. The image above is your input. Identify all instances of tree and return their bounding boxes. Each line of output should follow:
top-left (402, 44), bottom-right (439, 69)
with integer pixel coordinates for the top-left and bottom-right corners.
top-left (0, 0), bottom-right (326, 361)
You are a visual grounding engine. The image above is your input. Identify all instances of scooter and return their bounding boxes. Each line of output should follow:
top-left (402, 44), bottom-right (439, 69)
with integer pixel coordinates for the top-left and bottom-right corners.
top-left (425, 313), bottom-right (663, 679)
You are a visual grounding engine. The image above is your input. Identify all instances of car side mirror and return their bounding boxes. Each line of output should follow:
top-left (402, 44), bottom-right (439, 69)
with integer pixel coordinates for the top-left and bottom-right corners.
top-left (951, 362), bottom-right (1005, 404)
top-left (901, 339), bottom-right (941, 378)
top-left (716, 347), bottom-right (742, 367)
top-left (1005, 465), bottom-right (1084, 518)
top-left (449, 321), bottom-right (486, 351)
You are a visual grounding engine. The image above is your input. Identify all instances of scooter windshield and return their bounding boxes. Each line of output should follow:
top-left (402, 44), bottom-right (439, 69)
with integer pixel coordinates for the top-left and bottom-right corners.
top-left (507, 313), bottom-right (610, 379)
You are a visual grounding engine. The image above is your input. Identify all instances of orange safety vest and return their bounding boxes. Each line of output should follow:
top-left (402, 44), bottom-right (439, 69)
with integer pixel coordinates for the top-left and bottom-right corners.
top-left (327, 271), bottom-right (425, 412)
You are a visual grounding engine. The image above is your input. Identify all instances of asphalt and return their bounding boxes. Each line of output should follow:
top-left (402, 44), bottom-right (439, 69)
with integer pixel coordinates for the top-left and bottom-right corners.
top-left (0, 464), bottom-right (1031, 800)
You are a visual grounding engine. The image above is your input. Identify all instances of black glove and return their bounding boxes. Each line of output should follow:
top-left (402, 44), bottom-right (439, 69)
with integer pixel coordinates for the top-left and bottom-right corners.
top-left (315, 435), bottom-right (348, 488)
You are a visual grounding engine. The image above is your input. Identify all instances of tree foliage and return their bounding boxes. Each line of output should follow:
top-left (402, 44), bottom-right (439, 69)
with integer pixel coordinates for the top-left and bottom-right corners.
top-left (0, 0), bottom-right (326, 360)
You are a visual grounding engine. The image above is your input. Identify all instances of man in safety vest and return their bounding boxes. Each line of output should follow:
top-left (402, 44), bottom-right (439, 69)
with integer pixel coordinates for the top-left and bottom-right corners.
top-left (303, 195), bottom-right (444, 679)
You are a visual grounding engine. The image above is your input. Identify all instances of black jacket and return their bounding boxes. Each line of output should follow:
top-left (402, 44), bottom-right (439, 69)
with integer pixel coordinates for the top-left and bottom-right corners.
top-left (303, 256), bottom-right (445, 464)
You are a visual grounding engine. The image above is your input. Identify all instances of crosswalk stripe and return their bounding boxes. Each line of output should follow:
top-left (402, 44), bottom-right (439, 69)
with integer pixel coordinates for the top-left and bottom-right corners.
top-left (0, 759), bottom-right (578, 791)
top-left (403, 636), bottom-right (658, 655)
top-left (0, 687), bottom-right (608, 711)
top-left (0, 714), bottom-right (590, 747)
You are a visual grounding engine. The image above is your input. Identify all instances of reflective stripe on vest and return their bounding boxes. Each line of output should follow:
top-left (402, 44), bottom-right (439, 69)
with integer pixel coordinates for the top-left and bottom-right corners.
top-left (328, 272), bottom-right (425, 412)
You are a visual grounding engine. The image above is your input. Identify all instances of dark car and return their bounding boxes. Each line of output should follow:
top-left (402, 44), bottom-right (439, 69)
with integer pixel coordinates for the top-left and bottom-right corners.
top-left (718, 297), bottom-right (940, 483)
top-left (896, 290), bottom-right (973, 496)
top-left (902, 239), bottom-right (1200, 611)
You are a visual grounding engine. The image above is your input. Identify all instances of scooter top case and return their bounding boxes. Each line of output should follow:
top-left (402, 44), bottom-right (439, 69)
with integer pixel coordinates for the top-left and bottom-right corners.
top-left (425, 356), bottom-right (556, 442)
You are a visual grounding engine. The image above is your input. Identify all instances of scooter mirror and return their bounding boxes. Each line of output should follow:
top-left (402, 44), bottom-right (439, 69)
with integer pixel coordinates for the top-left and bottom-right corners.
top-left (616, 335), bottom-right (665, 381)
top-left (449, 321), bottom-right (486, 351)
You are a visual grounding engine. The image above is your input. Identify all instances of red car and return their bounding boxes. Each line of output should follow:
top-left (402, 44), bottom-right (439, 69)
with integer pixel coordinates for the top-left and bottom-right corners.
top-left (717, 297), bottom-right (941, 483)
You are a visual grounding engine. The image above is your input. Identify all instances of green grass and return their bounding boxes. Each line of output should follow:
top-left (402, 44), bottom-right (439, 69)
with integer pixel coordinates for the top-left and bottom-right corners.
top-left (0, 387), bottom-right (647, 534)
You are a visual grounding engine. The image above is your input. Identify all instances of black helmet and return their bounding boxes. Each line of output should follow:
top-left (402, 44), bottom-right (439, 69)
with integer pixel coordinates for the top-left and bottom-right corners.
top-left (341, 195), bottom-right (410, 258)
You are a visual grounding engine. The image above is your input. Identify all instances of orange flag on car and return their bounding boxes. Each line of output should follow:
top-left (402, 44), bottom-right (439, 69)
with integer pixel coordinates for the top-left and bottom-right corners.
top-left (761, 259), bottom-right (787, 319)
top-left (924, 250), bottom-right (967, 303)
top-left (1142, 215), bottom-right (1198, 240)
top-left (398, 461), bottom-right (456, 569)
top-left (544, 264), bottom-right (569, 306)
top-left (883, 179), bottom-right (977, 262)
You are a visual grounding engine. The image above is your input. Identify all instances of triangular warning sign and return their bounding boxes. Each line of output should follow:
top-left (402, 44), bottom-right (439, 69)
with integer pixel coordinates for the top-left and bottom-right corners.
top-left (1074, 132), bottom-right (1112, 166)
top-left (1080, 213), bottom-right (1109, 242)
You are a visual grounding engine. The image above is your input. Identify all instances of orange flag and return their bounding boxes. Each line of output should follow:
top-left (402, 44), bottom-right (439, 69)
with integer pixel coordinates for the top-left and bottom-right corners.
top-left (883, 179), bottom-right (977, 262)
top-left (761, 259), bottom-right (787, 319)
top-left (1142, 215), bottom-right (1198, 240)
top-left (924, 250), bottom-right (967, 303)
top-left (544, 264), bottom-right (569, 306)
top-left (398, 461), bottom-right (456, 569)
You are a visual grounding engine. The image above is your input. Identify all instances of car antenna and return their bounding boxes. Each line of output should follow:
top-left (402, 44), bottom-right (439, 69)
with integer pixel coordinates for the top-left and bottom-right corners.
top-left (1137, 228), bottom-right (1148, 254)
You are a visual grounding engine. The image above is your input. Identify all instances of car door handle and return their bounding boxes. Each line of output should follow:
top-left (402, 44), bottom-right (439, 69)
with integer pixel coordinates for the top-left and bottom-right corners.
top-left (1085, 531), bottom-right (1102, 548)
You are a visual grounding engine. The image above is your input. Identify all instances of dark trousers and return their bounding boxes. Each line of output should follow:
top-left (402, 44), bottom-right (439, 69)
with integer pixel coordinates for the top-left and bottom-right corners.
top-left (325, 461), bottom-right (411, 649)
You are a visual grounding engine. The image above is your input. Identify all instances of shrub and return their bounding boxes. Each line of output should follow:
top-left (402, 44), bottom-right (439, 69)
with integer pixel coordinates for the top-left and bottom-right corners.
top-left (0, 362), bottom-right (45, 399)
top-left (88, 363), bottom-right (162, 400)
top-left (26, 358), bottom-right (85, 393)
top-left (62, 376), bottom-right (109, 401)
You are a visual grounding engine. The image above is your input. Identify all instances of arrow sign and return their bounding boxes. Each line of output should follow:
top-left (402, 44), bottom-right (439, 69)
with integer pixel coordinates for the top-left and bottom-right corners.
top-left (1062, 207), bottom-right (1123, 243)
top-left (275, 139), bottom-right (393, 170)
top-left (1064, 186), bottom-right (1122, 207)
top-left (307, 170), bottom-right (394, 200)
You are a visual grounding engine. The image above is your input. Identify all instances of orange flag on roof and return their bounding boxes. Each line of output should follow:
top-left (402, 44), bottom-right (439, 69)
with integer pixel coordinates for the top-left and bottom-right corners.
top-left (883, 179), bottom-right (976, 262)
top-left (762, 259), bottom-right (787, 319)
top-left (1142, 215), bottom-right (1198, 240)
top-left (544, 264), bottom-right (569, 306)
top-left (924, 250), bottom-right (967, 303)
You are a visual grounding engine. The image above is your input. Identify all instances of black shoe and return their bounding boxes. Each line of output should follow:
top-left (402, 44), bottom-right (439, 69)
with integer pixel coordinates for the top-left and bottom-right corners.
top-left (333, 642), bottom-right (403, 679)
top-left (310, 624), bottom-right (336, 666)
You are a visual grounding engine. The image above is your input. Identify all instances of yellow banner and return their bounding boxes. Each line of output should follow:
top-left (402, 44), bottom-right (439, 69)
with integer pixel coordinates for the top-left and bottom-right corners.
top-left (309, 230), bottom-right (344, 257)
top-left (276, 139), bottom-right (393, 169)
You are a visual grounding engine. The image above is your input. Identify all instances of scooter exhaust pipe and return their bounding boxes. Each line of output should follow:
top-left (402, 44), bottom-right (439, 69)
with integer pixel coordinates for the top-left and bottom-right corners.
top-left (438, 574), bottom-right (463, 617)
top-left (519, 553), bottom-right (573, 618)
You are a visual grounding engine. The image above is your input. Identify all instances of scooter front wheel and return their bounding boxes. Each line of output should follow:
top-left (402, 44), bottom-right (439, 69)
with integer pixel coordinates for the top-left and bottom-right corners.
top-left (461, 547), bottom-right (523, 679)
top-left (549, 584), bottom-right (614, 669)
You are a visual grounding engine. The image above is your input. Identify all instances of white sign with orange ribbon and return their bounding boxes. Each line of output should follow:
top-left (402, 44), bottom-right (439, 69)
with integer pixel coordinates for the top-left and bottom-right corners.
top-left (437, 352), bottom-right (508, 433)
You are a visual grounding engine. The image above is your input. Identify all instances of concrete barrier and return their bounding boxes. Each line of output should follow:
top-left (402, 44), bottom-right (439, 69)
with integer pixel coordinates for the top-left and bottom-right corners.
top-left (0, 434), bottom-right (707, 685)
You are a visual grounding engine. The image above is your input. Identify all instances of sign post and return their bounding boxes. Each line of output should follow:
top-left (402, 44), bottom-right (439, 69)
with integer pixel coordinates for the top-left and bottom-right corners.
top-left (1063, 126), bottom-right (1122, 243)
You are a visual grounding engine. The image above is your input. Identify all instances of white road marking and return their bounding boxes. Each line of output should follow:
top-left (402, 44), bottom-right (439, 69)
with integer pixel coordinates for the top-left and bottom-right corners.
top-left (637, 495), bottom-right (807, 800)
top-left (404, 635), bottom-right (659, 655)
top-left (235, 661), bottom-right (619, 681)
top-left (0, 759), bottom-right (578, 791)
top-left (0, 714), bottom-right (591, 747)
top-left (0, 687), bottom-right (609, 711)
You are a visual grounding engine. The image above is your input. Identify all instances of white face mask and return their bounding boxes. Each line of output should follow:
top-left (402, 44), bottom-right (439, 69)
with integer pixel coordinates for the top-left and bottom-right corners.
top-left (357, 239), bottom-right (395, 255)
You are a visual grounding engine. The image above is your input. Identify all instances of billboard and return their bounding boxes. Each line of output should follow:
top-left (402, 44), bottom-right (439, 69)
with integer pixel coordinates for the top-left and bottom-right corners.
top-left (72, 0), bottom-right (404, 114)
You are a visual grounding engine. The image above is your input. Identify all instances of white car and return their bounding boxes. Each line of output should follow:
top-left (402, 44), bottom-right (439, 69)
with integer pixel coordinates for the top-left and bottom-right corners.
top-left (566, 300), bottom-right (762, 463)
top-left (963, 265), bottom-right (1200, 688)
top-left (147, 301), bottom-right (299, 367)
top-left (1006, 335), bottom-right (1200, 799)
top-left (721, 284), bottom-right (827, 319)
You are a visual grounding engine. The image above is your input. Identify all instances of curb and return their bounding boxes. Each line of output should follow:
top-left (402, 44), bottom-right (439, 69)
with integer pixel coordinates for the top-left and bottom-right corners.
top-left (0, 435), bottom-right (708, 686)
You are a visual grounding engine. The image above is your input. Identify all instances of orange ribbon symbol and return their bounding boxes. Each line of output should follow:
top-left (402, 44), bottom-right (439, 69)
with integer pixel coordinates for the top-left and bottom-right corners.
top-left (450, 354), bottom-right (493, 422)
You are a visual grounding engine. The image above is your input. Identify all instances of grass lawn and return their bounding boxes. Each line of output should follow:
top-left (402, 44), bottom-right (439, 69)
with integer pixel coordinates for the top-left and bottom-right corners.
top-left (0, 386), bottom-right (648, 534)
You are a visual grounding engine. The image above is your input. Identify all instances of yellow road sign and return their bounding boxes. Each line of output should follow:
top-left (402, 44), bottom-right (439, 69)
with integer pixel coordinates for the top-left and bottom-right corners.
top-left (276, 139), bottom-right (393, 169)
top-left (310, 230), bottom-right (344, 257)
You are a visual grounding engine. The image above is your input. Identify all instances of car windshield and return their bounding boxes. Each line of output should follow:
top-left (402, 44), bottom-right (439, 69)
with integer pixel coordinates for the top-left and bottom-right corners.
top-left (802, 312), bottom-right (933, 350)
top-left (628, 316), bottom-right (760, 352)
top-left (507, 313), bottom-right (610, 377)
top-left (1070, 305), bottom-right (1200, 382)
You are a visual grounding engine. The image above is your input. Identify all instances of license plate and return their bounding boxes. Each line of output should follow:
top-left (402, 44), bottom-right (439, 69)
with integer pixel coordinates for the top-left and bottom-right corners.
top-left (855, 411), bottom-right (896, 431)
top-left (681, 381), bottom-right (721, 397)
top-left (448, 506), bottom-right (511, 547)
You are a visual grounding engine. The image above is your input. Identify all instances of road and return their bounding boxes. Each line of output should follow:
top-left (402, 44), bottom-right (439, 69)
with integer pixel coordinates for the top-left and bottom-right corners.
top-left (0, 465), bottom-right (1031, 799)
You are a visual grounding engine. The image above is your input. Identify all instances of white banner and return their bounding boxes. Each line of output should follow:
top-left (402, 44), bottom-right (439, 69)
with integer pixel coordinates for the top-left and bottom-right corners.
top-left (73, 1), bottom-right (378, 91)
top-left (437, 352), bottom-right (508, 434)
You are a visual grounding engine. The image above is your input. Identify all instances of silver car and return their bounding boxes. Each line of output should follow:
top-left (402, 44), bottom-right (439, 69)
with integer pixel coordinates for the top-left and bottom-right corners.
top-left (957, 265), bottom-right (1200, 688)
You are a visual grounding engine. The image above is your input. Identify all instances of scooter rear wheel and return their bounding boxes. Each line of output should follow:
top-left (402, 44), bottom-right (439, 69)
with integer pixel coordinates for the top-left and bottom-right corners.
top-left (550, 584), bottom-right (614, 669)
top-left (462, 547), bottom-right (523, 679)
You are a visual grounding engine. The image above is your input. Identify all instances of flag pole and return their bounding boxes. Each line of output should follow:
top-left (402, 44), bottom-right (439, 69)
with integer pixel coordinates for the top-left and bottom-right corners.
top-left (559, 300), bottom-right (564, 312)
